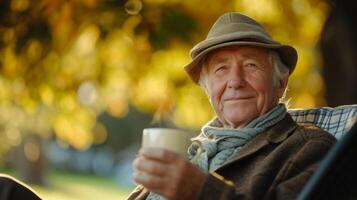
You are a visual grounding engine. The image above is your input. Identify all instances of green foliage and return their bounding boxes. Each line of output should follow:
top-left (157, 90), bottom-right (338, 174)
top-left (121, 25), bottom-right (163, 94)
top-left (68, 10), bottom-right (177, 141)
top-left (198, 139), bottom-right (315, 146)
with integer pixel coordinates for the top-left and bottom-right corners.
top-left (146, 7), bottom-right (197, 49)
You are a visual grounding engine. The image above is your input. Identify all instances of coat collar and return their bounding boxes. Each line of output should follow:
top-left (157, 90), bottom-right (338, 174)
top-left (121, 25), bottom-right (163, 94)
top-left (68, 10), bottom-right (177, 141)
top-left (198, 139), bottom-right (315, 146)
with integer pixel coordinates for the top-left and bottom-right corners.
top-left (215, 114), bottom-right (298, 172)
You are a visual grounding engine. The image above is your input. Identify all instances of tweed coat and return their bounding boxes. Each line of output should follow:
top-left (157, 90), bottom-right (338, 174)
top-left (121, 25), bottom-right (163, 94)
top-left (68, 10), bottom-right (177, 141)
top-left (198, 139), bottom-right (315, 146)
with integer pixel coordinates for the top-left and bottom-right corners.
top-left (126, 114), bottom-right (336, 200)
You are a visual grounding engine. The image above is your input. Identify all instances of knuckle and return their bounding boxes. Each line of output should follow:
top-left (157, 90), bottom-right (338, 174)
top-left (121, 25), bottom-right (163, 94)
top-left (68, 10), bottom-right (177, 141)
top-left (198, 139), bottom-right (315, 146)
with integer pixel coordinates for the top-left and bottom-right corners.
top-left (135, 159), bottom-right (146, 172)
top-left (148, 163), bottom-right (159, 174)
top-left (132, 158), bottom-right (140, 169)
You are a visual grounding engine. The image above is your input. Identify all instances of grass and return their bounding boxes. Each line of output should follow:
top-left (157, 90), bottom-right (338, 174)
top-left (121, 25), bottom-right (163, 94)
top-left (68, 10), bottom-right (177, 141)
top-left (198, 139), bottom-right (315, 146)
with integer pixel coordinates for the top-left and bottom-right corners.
top-left (1, 169), bottom-right (134, 200)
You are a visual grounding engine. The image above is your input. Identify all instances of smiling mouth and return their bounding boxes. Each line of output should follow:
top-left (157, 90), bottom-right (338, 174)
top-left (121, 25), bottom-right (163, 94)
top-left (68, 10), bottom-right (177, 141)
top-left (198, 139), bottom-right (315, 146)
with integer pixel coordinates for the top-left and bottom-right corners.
top-left (224, 97), bottom-right (253, 102)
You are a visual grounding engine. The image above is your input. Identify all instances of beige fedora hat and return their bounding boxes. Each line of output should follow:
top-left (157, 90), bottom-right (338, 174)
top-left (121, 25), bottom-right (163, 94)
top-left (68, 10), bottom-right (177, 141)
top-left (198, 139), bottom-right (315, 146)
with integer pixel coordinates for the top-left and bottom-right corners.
top-left (184, 12), bottom-right (298, 83)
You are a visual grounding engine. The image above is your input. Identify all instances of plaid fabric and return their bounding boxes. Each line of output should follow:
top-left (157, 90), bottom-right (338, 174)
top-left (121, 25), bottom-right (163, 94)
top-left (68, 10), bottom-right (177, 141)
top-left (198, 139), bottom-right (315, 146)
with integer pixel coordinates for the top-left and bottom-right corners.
top-left (288, 104), bottom-right (357, 140)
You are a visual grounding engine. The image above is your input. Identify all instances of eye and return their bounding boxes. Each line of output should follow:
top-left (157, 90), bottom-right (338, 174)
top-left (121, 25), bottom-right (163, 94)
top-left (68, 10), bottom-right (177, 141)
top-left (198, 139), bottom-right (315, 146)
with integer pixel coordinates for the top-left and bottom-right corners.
top-left (245, 63), bottom-right (258, 68)
top-left (214, 65), bottom-right (228, 74)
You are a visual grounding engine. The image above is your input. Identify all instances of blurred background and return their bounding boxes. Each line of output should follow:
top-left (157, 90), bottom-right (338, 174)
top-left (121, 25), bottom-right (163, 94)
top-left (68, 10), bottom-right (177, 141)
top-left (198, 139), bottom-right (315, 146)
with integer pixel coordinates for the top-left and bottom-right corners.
top-left (0, 0), bottom-right (356, 199)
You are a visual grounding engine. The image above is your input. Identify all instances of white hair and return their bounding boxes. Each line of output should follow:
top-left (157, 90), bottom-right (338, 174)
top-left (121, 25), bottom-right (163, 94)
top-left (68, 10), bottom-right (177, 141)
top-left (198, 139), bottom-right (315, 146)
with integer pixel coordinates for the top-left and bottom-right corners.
top-left (198, 50), bottom-right (290, 101)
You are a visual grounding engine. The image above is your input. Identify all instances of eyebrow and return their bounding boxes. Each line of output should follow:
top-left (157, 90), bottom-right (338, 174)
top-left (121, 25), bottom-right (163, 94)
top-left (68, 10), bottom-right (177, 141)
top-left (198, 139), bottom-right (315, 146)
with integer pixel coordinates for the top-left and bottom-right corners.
top-left (239, 53), bottom-right (262, 60)
top-left (209, 53), bottom-right (261, 66)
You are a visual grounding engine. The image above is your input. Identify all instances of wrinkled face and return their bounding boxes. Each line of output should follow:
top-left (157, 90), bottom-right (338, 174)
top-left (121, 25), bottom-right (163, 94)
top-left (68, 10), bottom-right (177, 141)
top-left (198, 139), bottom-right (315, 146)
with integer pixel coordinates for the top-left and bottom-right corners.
top-left (205, 46), bottom-right (286, 128)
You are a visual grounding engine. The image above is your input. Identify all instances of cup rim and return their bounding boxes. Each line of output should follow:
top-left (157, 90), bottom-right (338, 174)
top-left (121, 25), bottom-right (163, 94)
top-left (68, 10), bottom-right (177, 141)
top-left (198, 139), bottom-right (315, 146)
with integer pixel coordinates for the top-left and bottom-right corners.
top-left (143, 127), bottom-right (187, 133)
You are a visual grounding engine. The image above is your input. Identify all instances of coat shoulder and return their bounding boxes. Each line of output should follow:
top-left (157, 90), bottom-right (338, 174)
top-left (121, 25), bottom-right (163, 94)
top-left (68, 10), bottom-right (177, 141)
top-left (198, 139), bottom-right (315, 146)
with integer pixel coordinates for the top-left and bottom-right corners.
top-left (295, 124), bottom-right (337, 145)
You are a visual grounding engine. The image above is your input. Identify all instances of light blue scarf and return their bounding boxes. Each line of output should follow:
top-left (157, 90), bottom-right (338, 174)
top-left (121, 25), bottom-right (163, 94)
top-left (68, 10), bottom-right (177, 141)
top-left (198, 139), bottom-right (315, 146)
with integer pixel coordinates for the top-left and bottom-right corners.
top-left (188, 103), bottom-right (287, 172)
top-left (146, 104), bottom-right (287, 200)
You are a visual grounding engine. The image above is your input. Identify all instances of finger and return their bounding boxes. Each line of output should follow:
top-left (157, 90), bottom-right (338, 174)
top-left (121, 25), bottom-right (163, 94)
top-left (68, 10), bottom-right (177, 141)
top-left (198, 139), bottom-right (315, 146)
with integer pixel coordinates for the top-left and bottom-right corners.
top-left (138, 147), bottom-right (181, 163)
top-left (133, 157), bottom-right (168, 176)
top-left (133, 170), bottom-right (177, 199)
top-left (133, 170), bottom-right (166, 191)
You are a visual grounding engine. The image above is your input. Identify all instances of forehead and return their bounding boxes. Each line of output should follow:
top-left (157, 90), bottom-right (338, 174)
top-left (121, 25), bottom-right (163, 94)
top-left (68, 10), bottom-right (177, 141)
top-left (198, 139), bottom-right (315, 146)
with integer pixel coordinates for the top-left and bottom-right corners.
top-left (206, 45), bottom-right (270, 64)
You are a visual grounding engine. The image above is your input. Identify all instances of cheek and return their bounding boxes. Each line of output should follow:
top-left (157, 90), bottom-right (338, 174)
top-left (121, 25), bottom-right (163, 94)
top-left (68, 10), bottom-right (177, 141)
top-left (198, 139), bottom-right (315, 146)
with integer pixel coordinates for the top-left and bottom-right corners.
top-left (208, 80), bottom-right (226, 110)
top-left (256, 79), bottom-right (277, 105)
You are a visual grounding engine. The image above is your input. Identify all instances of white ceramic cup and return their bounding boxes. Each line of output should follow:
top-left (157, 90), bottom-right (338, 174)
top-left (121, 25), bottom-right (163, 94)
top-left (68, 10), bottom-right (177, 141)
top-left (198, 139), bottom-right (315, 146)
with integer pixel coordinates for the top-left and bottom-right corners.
top-left (142, 128), bottom-right (204, 163)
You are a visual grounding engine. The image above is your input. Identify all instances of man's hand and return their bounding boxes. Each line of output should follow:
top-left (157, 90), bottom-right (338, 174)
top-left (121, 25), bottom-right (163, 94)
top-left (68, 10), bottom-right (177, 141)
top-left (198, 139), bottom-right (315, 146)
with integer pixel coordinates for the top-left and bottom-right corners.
top-left (133, 147), bottom-right (206, 200)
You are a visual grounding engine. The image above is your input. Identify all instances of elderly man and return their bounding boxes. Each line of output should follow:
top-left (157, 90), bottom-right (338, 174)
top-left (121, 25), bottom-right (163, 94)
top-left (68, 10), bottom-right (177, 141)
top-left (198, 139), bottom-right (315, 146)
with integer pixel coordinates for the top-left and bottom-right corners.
top-left (128, 12), bottom-right (336, 200)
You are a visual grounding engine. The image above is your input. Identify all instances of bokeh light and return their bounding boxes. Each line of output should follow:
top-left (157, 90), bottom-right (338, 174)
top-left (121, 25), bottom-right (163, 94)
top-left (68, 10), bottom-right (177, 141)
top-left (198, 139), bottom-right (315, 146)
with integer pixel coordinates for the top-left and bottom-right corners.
top-left (125, 0), bottom-right (143, 15)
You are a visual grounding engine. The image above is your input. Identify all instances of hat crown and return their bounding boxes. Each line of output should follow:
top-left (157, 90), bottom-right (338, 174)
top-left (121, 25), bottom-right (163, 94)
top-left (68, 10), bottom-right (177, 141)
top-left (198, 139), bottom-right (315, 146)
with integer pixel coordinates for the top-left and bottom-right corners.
top-left (191, 12), bottom-right (278, 58)
top-left (207, 12), bottom-right (268, 38)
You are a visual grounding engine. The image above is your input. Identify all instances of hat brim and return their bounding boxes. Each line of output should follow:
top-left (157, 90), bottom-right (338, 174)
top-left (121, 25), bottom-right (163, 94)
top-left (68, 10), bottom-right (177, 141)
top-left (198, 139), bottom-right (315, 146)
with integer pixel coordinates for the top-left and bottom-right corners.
top-left (184, 41), bottom-right (298, 83)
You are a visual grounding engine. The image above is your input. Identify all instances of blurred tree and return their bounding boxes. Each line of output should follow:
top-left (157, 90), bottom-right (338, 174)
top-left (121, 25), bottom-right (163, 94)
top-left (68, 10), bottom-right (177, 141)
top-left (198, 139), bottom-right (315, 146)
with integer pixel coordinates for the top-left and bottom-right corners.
top-left (0, 0), bottom-right (332, 184)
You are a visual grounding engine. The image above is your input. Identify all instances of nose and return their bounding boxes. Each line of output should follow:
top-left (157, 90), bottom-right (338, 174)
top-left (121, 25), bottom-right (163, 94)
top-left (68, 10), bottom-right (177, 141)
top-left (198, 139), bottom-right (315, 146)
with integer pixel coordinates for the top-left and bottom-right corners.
top-left (227, 67), bottom-right (246, 89)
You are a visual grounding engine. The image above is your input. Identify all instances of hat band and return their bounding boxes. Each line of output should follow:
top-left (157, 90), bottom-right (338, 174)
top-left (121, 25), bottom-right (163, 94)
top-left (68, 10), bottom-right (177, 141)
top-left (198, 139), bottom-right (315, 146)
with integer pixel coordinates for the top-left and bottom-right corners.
top-left (191, 33), bottom-right (280, 58)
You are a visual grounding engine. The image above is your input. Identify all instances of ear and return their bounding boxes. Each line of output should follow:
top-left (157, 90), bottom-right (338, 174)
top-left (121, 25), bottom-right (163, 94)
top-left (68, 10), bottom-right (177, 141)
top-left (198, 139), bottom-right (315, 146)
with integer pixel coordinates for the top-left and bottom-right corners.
top-left (277, 78), bottom-right (288, 98)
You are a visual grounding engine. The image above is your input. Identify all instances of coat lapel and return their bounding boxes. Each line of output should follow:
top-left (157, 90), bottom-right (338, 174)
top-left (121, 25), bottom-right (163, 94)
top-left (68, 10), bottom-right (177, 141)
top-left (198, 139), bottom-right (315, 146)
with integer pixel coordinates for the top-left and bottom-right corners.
top-left (215, 114), bottom-right (298, 172)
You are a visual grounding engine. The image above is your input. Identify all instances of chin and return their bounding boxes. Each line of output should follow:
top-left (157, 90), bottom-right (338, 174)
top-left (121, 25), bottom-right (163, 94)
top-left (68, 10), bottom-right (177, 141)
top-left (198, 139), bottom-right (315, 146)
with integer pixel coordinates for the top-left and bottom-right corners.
top-left (222, 108), bottom-right (257, 128)
top-left (223, 115), bottom-right (254, 128)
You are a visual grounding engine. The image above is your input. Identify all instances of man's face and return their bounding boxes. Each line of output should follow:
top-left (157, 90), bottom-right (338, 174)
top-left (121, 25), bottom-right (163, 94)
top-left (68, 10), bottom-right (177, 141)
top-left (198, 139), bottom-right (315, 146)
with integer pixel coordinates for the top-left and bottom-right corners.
top-left (205, 46), bottom-right (286, 128)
